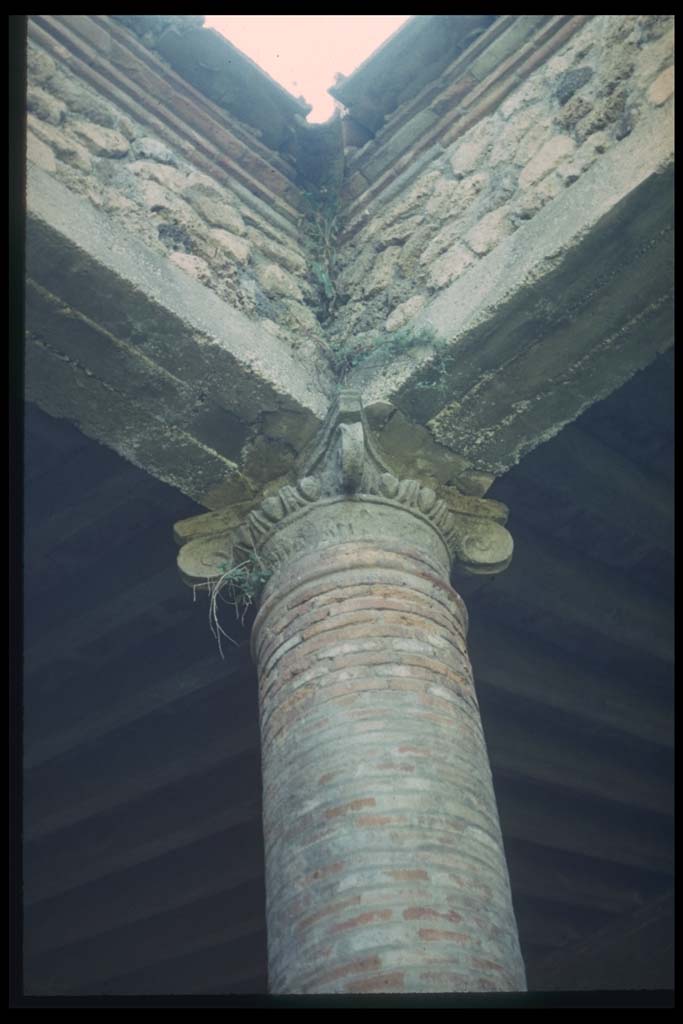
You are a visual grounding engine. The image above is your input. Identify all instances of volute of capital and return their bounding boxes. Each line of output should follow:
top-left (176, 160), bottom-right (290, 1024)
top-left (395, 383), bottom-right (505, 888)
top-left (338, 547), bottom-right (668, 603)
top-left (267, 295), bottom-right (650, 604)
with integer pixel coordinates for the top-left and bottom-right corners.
top-left (174, 390), bottom-right (513, 585)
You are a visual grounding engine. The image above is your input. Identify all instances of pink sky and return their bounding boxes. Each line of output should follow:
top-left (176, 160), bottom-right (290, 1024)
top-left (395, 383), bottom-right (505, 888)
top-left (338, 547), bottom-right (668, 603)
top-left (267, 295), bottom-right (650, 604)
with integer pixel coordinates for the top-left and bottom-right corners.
top-left (203, 15), bottom-right (412, 122)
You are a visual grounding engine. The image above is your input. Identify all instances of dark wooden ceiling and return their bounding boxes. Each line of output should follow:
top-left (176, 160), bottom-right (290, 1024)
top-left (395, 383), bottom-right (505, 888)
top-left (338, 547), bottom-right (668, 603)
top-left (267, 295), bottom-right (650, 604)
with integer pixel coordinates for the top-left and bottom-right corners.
top-left (21, 348), bottom-right (674, 996)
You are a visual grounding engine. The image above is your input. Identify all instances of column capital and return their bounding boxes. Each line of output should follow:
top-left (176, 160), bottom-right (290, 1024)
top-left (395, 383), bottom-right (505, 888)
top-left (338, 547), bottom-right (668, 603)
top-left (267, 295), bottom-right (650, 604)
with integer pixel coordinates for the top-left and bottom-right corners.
top-left (175, 390), bottom-right (512, 587)
top-left (173, 390), bottom-right (525, 993)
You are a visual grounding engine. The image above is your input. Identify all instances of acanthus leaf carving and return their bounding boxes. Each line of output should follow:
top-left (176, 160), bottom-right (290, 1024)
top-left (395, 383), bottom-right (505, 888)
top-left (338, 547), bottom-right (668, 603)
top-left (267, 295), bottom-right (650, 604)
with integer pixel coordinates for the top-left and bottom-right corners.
top-left (174, 390), bottom-right (514, 585)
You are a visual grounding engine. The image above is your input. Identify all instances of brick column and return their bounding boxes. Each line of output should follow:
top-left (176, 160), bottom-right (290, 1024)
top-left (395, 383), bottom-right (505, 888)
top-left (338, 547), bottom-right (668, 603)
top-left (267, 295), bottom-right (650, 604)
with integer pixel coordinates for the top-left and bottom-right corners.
top-left (176, 391), bottom-right (525, 994)
top-left (253, 533), bottom-right (524, 994)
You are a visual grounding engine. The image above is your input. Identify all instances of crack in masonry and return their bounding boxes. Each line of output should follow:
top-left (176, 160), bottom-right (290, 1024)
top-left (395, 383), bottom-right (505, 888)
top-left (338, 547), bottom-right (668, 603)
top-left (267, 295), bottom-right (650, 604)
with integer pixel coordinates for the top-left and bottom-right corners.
top-left (29, 333), bottom-right (120, 393)
top-left (27, 279), bottom-right (196, 391)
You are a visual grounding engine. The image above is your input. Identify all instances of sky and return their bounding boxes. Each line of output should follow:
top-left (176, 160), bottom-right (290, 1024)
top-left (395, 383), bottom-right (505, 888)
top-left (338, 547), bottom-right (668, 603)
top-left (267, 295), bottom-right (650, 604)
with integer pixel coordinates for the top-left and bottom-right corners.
top-left (203, 15), bottom-right (412, 122)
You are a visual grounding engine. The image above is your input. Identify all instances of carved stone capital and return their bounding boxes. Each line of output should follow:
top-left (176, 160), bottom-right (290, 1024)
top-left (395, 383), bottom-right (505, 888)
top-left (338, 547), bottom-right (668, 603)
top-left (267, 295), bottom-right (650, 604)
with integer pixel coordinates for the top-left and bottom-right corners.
top-left (175, 390), bottom-right (513, 585)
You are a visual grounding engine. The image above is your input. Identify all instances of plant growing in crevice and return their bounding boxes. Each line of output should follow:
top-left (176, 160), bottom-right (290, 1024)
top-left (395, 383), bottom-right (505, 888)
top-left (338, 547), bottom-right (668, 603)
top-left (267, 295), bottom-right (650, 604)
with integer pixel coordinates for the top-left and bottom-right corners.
top-left (193, 554), bottom-right (271, 659)
top-left (328, 324), bottom-right (443, 380)
top-left (300, 185), bottom-right (340, 324)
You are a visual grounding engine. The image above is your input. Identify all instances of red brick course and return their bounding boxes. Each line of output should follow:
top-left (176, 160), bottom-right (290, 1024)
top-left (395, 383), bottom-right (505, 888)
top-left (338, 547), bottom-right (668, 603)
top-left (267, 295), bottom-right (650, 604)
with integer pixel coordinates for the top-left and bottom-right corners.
top-left (330, 909), bottom-right (393, 934)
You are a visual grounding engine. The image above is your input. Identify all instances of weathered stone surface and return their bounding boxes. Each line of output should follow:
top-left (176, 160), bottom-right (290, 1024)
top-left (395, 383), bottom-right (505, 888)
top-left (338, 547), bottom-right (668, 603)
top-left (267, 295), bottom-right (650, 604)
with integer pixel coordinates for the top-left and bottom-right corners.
top-left (363, 246), bottom-right (401, 298)
top-left (27, 41), bottom-right (57, 86)
top-left (424, 171), bottom-right (488, 220)
top-left (371, 408), bottom-right (471, 488)
top-left (385, 296), bottom-right (427, 333)
top-left (136, 179), bottom-right (187, 216)
top-left (46, 64), bottom-right (137, 139)
top-left (28, 115), bottom-right (92, 172)
top-left (556, 130), bottom-right (608, 185)
top-left (378, 213), bottom-right (424, 247)
top-left (27, 85), bottom-right (66, 125)
top-left (448, 120), bottom-right (495, 176)
top-left (379, 169), bottom-right (443, 227)
top-left (519, 135), bottom-right (575, 187)
top-left (239, 434), bottom-right (296, 486)
top-left (647, 66), bottom-right (674, 107)
top-left (466, 206), bottom-right (514, 256)
top-left (209, 228), bottom-right (250, 265)
top-left (573, 89), bottom-right (630, 143)
top-left (355, 105), bottom-right (673, 474)
top-left (24, 24), bottom-right (316, 345)
top-left (418, 219), bottom-right (464, 266)
top-left (126, 159), bottom-right (188, 190)
top-left (279, 299), bottom-right (323, 336)
top-left (246, 227), bottom-right (307, 276)
top-left (499, 75), bottom-right (541, 120)
top-left (513, 116), bottom-right (557, 168)
top-left (87, 187), bottom-right (138, 216)
top-left (26, 331), bottom-right (251, 511)
top-left (554, 66), bottom-right (594, 106)
top-left (554, 95), bottom-right (593, 134)
top-left (131, 136), bottom-right (178, 165)
top-left (427, 244), bottom-right (476, 290)
top-left (26, 131), bottom-right (57, 173)
top-left (69, 118), bottom-right (130, 158)
top-left (179, 168), bottom-right (223, 193)
top-left (185, 190), bottom-right (246, 235)
top-left (635, 29), bottom-right (674, 93)
top-left (168, 251), bottom-right (212, 284)
top-left (255, 262), bottom-right (304, 301)
top-left (332, 16), bottom-right (673, 364)
top-left (509, 174), bottom-right (563, 224)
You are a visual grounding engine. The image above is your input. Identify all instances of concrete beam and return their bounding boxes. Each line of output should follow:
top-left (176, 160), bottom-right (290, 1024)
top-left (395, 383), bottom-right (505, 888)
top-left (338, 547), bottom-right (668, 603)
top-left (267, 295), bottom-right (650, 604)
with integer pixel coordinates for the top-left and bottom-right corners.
top-left (355, 106), bottom-right (674, 475)
top-left (25, 166), bottom-right (333, 509)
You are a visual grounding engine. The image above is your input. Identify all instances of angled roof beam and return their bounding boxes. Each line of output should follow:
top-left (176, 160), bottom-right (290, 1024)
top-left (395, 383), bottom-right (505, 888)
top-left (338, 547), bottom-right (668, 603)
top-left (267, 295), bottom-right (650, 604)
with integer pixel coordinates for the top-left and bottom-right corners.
top-left (355, 105), bottom-right (673, 476)
top-left (26, 166), bottom-right (333, 510)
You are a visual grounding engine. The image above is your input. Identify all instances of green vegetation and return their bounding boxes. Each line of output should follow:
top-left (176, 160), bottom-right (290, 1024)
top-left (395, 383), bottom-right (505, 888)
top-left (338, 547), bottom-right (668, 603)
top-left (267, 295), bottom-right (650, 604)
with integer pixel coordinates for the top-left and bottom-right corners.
top-left (300, 186), bottom-right (446, 381)
top-left (326, 324), bottom-right (441, 379)
top-left (194, 555), bottom-right (271, 658)
top-left (300, 185), bottom-right (339, 323)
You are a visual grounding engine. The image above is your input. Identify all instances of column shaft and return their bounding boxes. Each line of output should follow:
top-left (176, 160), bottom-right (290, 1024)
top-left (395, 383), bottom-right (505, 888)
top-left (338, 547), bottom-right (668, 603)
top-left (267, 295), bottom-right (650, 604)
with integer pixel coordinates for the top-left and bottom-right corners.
top-left (253, 536), bottom-right (526, 994)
